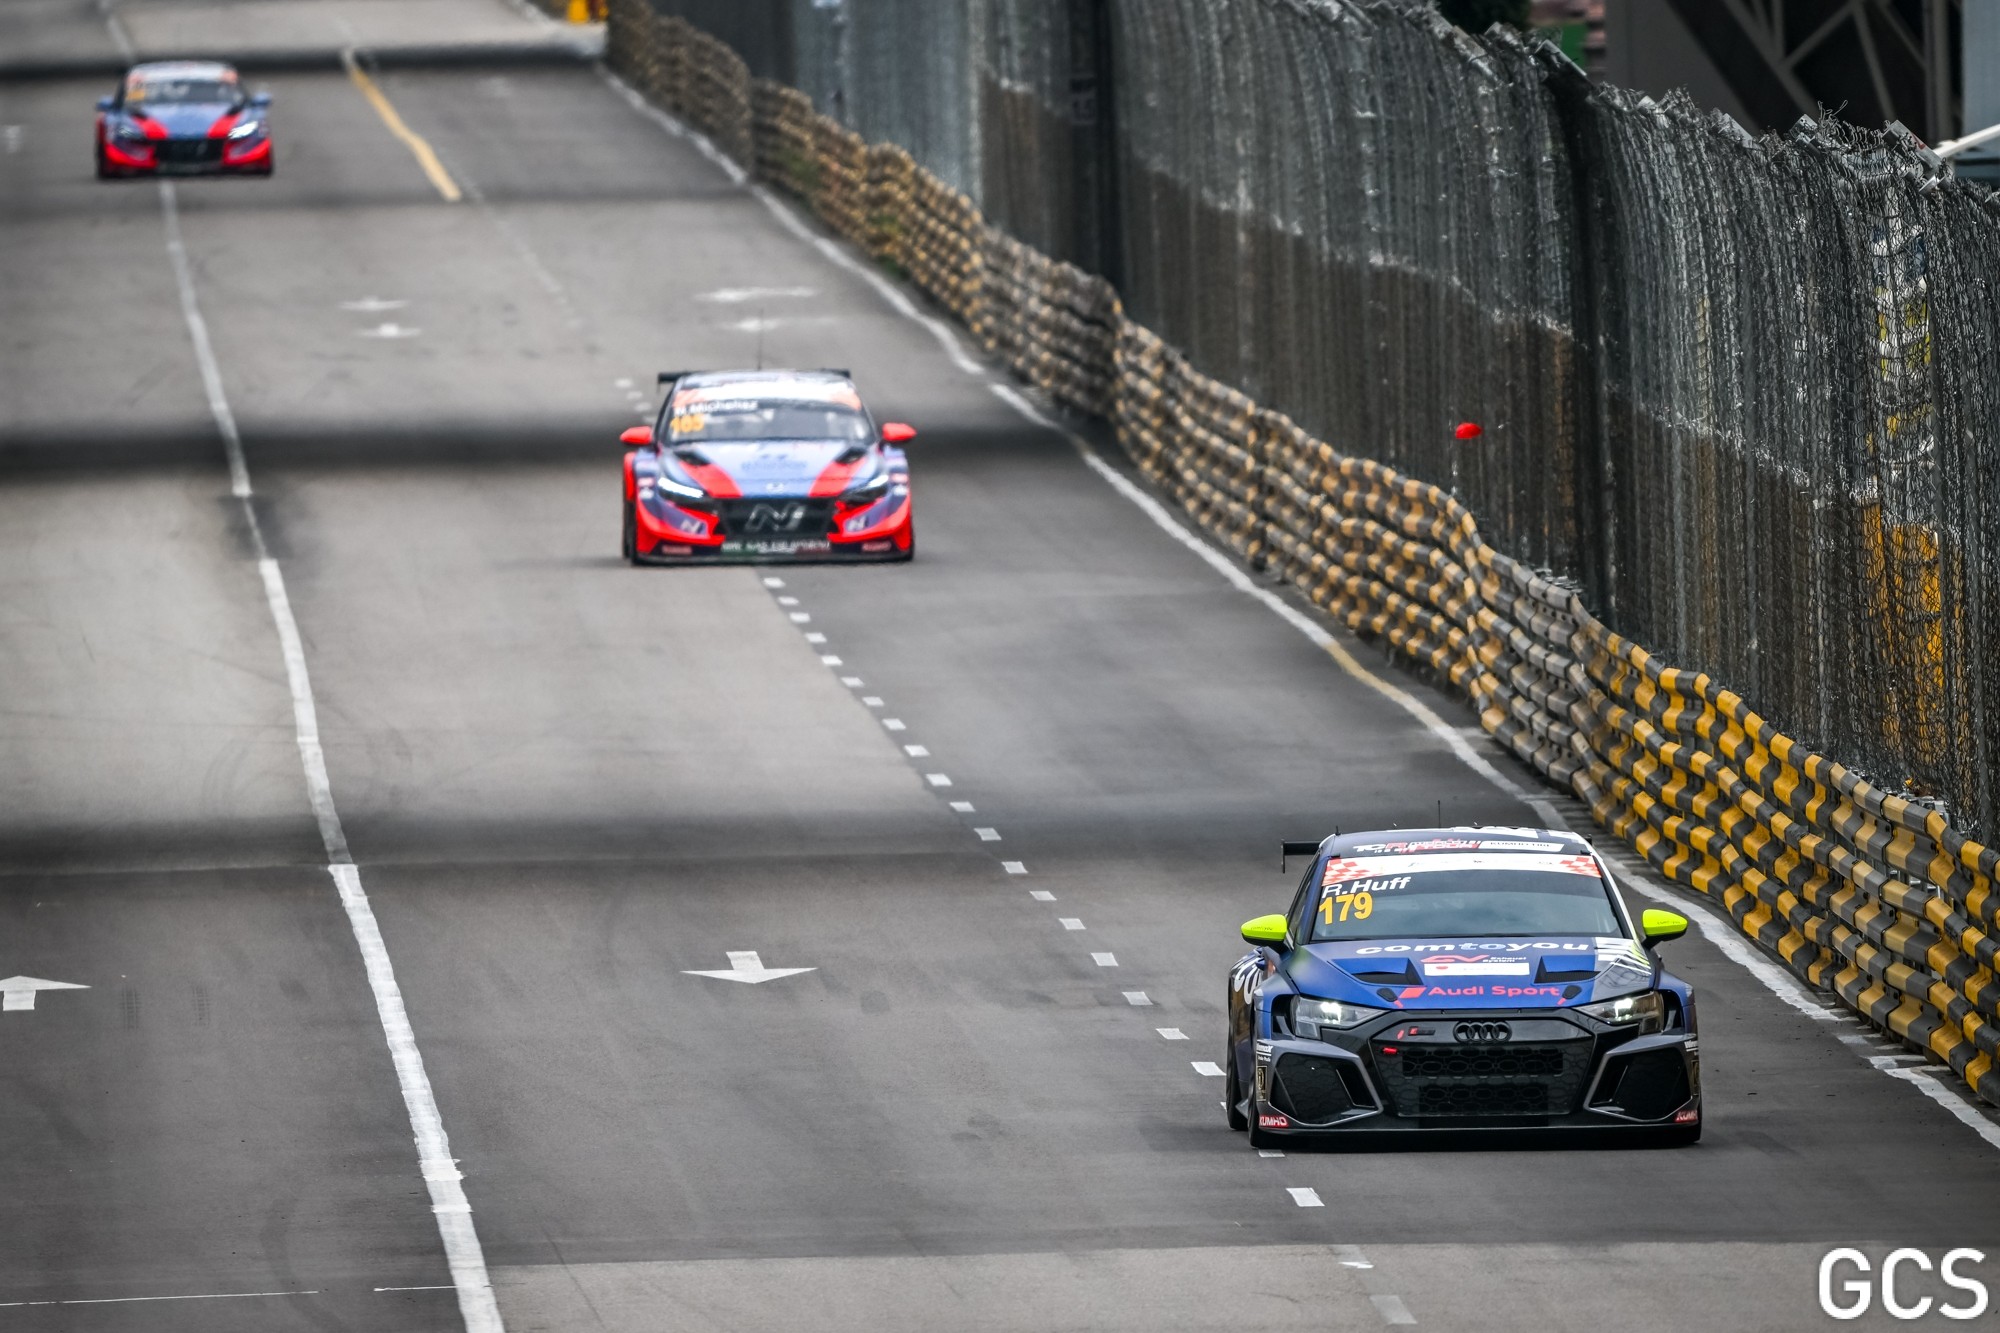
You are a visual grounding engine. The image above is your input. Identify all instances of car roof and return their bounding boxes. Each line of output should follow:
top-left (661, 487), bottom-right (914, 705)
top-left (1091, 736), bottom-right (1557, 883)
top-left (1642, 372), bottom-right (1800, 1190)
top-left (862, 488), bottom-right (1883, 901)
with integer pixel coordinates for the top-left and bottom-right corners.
top-left (129, 61), bottom-right (238, 79)
top-left (1317, 826), bottom-right (1590, 858)
top-left (674, 369), bottom-right (854, 393)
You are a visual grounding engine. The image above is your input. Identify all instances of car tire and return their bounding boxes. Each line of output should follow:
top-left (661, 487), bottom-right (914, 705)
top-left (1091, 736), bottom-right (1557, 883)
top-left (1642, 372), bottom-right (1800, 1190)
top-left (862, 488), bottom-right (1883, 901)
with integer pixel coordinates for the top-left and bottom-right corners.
top-left (622, 501), bottom-right (638, 564)
top-left (95, 146), bottom-right (111, 180)
top-left (1245, 1082), bottom-right (1284, 1149)
top-left (1224, 1048), bottom-right (1248, 1132)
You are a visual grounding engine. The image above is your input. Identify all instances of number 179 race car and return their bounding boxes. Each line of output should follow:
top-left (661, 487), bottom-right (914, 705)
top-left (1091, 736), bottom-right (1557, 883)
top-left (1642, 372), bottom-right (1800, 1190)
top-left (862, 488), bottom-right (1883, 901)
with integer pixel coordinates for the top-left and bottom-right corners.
top-left (1226, 827), bottom-right (1700, 1145)
top-left (620, 369), bottom-right (914, 564)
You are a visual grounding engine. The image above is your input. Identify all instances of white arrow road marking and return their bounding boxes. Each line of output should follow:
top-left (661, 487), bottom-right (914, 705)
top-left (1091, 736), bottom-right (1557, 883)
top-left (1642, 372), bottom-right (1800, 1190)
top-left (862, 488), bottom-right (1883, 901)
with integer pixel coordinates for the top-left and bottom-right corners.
top-left (684, 951), bottom-right (815, 985)
top-left (340, 297), bottom-right (406, 312)
top-left (358, 322), bottom-right (421, 339)
top-left (0, 976), bottom-right (88, 1011)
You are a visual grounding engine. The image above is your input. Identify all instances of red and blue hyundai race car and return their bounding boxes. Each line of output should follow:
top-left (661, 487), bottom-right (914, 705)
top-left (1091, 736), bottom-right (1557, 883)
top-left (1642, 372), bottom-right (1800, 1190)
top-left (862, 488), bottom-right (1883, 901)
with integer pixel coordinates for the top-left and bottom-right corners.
top-left (1227, 827), bottom-right (1700, 1145)
top-left (621, 369), bottom-right (915, 564)
top-left (96, 61), bottom-right (273, 179)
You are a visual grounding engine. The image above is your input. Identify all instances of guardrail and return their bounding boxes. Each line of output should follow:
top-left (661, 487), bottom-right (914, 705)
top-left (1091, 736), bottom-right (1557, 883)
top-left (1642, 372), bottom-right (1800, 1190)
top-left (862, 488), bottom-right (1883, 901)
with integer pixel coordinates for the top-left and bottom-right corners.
top-left (604, 0), bottom-right (2000, 1107)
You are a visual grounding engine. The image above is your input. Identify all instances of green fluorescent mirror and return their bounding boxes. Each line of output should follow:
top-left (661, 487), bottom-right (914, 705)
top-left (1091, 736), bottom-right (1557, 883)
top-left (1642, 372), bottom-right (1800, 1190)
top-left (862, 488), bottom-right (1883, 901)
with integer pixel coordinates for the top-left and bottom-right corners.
top-left (1640, 908), bottom-right (1689, 946)
top-left (1240, 913), bottom-right (1288, 946)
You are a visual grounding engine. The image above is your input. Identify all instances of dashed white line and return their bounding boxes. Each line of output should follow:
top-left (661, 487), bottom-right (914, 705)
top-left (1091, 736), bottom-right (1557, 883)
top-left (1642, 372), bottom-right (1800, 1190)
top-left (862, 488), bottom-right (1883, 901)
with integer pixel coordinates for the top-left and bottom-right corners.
top-left (840, 675), bottom-right (863, 687)
top-left (1002, 861), bottom-right (1027, 874)
top-left (1093, 952), bottom-right (1119, 967)
top-left (1256, 1149), bottom-right (1285, 1158)
top-left (1190, 1060), bottom-right (1224, 1076)
top-left (1031, 890), bottom-right (1057, 902)
top-left (54, 1290), bottom-right (321, 1306)
top-left (883, 718), bottom-right (907, 731)
top-left (950, 800), bottom-right (975, 813)
top-left (904, 744), bottom-right (930, 757)
top-left (375, 1286), bottom-right (458, 1293)
top-left (804, 632), bottom-right (828, 644)
top-left (158, 179), bottom-right (500, 1333)
top-left (1059, 918), bottom-right (1084, 930)
top-left (820, 655), bottom-right (843, 666)
top-left (1286, 1187), bottom-right (1323, 1207)
top-left (788, 612), bottom-right (811, 623)
top-left (862, 696), bottom-right (884, 706)
top-left (1157, 1027), bottom-right (1188, 1040)
top-left (777, 595), bottom-right (799, 605)
top-left (1371, 1294), bottom-right (1417, 1325)
top-left (974, 827), bottom-right (1000, 840)
top-left (762, 576), bottom-right (785, 588)
top-left (926, 773), bottom-right (952, 786)
top-left (1123, 991), bottom-right (1150, 1005)
top-left (1333, 1246), bottom-right (1373, 1269)
top-left (615, 377), bottom-right (634, 389)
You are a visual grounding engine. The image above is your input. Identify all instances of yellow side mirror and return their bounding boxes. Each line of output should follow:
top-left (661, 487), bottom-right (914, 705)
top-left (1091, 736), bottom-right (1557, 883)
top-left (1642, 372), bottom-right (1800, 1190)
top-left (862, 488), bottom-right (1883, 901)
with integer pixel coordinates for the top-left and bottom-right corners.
top-left (1640, 908), bottom-right (1689, 946)
top-left (1240, 913), bottom-right (1288, 946)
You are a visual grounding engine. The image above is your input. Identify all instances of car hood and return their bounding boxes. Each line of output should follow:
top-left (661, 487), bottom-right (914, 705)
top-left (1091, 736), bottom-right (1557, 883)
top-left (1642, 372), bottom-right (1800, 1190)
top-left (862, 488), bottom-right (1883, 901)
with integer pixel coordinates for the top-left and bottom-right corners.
top-left (1286, 934), bottom-right (1655, 1011)
top-left (676, 440), bottom-right (866, 498)
top-left (127, 102), bottom-right (238, 138)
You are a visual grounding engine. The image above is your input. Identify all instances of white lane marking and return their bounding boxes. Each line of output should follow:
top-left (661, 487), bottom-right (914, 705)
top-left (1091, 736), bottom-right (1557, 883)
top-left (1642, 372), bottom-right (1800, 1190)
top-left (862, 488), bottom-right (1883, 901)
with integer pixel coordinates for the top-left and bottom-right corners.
top-left (1031, 890), bottom-right (1058, 902)
top-left (54, 1290), bottom-right (320, 1306)
top-left (904, 744), bottom-right (930, 757)
top-left (1371, 1294), bottom-right (1417, 1326)
top-left (635, 409), bottom-right (653, 421)
top-left (616, 377), bottom-right (635, 389)
top-left (2, 126), bottom-right (21, 154)
top-left (840, 676), bottom-right (864, 688)
top-left (1286, 1187), bottom-right (1323, 1207)
top-left (598, 69), bottom-right (747, 185)
top-left (882, 719), bottom-right (907, 731)
top-left (0, 976), bottom-right (88, 1011)
top-left (1059, 918), bottom-right (1084, 931)
top-left (1257, 1149), bottom-right (1285, 1158)
top-left (925, 773), bottom-right (952, 786)
top-left (950, 800), bottom-right (975, 812)
top-left (820, 655), bottom-right (843, 666)
top-left (1123, 991), bottom-right (1150, 1004)
top-left (862, 696), bottom-right (885, 707)
top-left (160, 183), bottom-right (502, 1333)
top-left (1187, 1061), bottom-right (1222, 1077)
top-left (357, 321), bottom-right (422, 339)
top-left (376, 1286), bottom-right (458, 1292)
top-left (1093, 952), bottom-right (1119, 967)
top-left (777, 596), bottom-right (800, 606)
top-left (683, 950), bottom-right (815, 984)
top-left (341, 297), bottom-right (407, 312)
top-left (1157, 1028), bottom-right (1188, 1040)
top-left (788, 612), bottom-right (811, 623)
top-left (975, 827), bottom-right (1000, 840)
top-left (1333, 1246), bottom-right (1373, 1269)
top-left (1003, 861), bottom-right (1027, 874)
top-left (763, 576), bottom-right (785, 588)
top-left (1870, 1057), bottom-right (2000, 1151)
top-left (804, 632), bottom-right (828, 644)
top-left (988, 382), bottom-right (1563, 829)
top-left (700, 286), bottom-right (818, 303)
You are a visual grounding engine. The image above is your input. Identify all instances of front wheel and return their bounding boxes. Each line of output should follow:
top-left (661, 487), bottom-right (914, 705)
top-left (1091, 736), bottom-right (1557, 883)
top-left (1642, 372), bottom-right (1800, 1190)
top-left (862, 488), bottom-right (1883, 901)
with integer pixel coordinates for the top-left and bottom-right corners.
top-left (622, 501), bottom-right (637, 563)
top-left (1224, 1046), bottom-right (1248, 1131)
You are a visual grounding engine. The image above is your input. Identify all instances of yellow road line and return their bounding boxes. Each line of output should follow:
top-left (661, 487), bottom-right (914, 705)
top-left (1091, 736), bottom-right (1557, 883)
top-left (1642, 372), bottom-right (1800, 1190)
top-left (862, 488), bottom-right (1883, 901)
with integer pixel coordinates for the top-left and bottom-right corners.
top-left (341, 50), bottom-right (461, 203)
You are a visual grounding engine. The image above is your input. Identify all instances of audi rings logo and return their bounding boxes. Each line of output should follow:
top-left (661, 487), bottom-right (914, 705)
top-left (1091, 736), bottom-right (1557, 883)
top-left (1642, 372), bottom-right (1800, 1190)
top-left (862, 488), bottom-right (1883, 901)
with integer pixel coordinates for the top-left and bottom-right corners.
top-left (1453, 1021), bottom-right (1512, 1044)
top-left (744, 502), bottom-right (810, 533)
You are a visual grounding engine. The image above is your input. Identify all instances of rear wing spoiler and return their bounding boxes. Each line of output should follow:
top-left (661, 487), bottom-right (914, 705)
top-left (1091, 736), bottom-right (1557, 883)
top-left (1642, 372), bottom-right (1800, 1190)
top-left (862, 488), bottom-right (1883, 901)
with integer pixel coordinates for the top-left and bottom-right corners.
top-left (656, 368), bottom-right (850, 383)
top-left (1281, 840), bottom-right (1323, 872)
top-left (657, 370), bottom-right (694, 385)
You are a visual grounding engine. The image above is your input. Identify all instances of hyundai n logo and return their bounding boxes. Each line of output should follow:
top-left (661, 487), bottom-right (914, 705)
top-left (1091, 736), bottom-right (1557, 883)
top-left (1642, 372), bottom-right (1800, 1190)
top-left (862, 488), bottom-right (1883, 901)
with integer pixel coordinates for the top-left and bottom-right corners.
top-left (1453, 1021), bottom-right (1512, 1044)
top-left (744, 502), bottom-right (810, 533)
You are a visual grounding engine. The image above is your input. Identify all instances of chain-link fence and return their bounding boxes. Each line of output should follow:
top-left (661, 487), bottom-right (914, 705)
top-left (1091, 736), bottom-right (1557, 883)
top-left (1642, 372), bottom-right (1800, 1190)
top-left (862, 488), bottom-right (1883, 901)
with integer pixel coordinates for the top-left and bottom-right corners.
top-left (637, 0), bottom-right (2000, 839)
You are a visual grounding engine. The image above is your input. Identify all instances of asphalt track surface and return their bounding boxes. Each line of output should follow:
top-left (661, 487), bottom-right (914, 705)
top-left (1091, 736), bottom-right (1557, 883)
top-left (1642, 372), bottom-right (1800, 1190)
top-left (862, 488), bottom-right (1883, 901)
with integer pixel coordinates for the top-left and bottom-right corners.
top-left (4, 13), bottom-right (2000, 1332)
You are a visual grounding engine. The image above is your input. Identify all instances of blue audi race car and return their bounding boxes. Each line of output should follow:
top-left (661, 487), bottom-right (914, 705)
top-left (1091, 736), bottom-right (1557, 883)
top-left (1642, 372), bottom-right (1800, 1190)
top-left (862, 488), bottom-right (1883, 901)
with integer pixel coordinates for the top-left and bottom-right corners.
top-left (96, 62), bottom-right (273, 178)
top-left (620, 369), bottom-right (914, 564)
top-left (1226, 827), bottom-right (1700, 1145)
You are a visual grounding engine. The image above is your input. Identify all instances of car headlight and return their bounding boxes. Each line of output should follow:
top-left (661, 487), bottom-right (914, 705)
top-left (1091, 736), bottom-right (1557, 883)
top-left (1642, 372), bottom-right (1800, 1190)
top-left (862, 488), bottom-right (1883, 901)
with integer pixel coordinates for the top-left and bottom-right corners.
top-left (1578, 990), bottom-right (1665, 1033)
top-left (1293, 997), bottom-right (1384, 1034)
top-left (842, 471), bottom-right (890, 500)
top-left (227, 119), bottom-right (264, 140)
top-left (651, 475), bottom-right (705, 502)
top-left (117, 122), bottom-right (150, 141)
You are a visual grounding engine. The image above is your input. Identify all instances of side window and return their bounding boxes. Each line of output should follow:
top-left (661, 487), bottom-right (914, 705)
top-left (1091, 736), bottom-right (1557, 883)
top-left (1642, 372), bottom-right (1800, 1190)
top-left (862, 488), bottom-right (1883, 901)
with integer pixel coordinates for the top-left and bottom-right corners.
top-left (1283, 863), bottom-right (1317, 946)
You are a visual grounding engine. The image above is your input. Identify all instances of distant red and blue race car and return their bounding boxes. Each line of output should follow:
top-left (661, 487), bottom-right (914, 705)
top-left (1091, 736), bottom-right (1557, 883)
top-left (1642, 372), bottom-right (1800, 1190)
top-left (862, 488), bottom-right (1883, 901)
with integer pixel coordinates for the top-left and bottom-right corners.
top-left (96, 61), bottom-right (273, 179)
top-left (621, 369), bottom-right (915, 564)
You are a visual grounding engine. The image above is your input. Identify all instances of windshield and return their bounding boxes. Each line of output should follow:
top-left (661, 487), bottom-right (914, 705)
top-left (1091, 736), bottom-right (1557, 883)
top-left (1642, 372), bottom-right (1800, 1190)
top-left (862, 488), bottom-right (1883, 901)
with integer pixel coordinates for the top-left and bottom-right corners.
top-left (1309, 851), bottom-right (1622, 942)
top-left (128, 78), bottom-right (239, 106)
top-left (668, 391), bottom-right (871, 444)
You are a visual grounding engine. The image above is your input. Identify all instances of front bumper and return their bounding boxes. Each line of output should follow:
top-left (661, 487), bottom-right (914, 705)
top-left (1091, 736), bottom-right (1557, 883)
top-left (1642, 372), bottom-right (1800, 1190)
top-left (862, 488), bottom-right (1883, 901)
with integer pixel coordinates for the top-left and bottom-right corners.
top-left (102, 134), bottom-right (271, 175)
top-left (1249, 1009), bottom-right (1699, 1134)
top-left (633, 492), bottom-right (912, 564)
